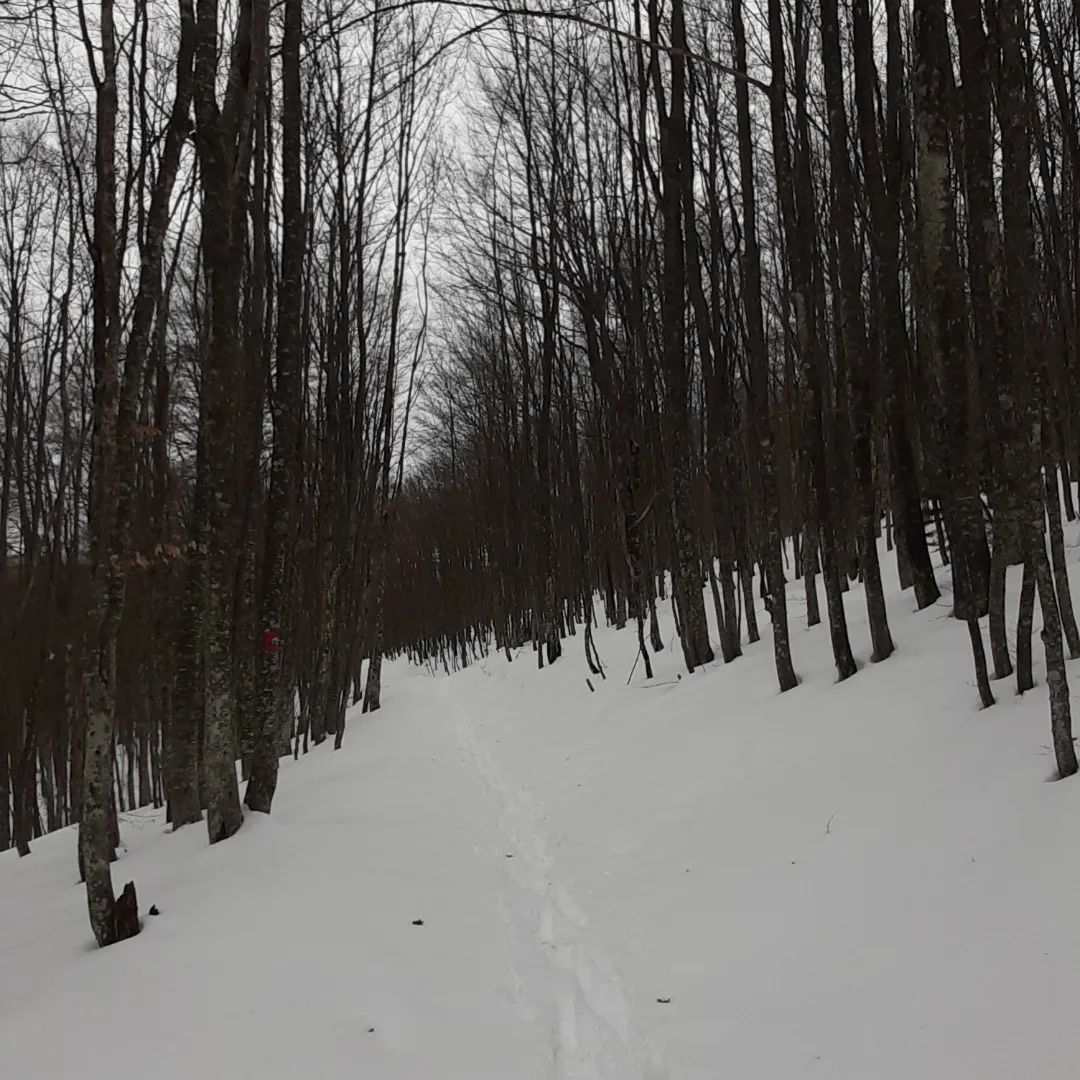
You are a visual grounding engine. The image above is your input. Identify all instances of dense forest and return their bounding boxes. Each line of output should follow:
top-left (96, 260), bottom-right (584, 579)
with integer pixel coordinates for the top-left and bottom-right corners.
top-left (3, 0), bottom-right (1080, 947)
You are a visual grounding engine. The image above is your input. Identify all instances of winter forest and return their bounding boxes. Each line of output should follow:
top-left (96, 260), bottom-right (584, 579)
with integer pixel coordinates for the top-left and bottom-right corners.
top-left (3, 0), bottom-right (1080, 1075)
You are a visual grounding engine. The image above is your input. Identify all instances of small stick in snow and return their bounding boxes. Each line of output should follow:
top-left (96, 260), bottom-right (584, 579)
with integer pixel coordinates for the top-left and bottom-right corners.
top-left (825, 814), bottom-right (834, 836)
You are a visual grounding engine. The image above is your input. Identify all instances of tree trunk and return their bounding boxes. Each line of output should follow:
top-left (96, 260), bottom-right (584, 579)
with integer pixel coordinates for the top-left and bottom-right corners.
top-left (967, 618), bottom-right (995, 708)
top-left (1016, 562), bottom-right (1035, 693)
top-left (1033, 546), bottom-right (1078, 777)
top-left (820, 0), bottom-right (894, 662)
top-left (248, 0), bottom-right (299, 814)
top-left (803, 525), bottom-right (821, 627)
top-left (1044, 466), bottom-right (1080, 658)
top-left (732, 0), bottom-right (796, 690)
top-left (912, 0), bottom-right (992, 697)
top-left (988, 545), bottom-right (1013, 679)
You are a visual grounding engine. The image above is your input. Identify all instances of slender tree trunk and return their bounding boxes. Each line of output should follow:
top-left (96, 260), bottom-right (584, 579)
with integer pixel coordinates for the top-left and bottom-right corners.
top-left (248, 0), bottom-right (298, 814)
top-left (1044, 466), bottom-right (1080, 658)
top-left (739, 560), bottom-right (760, 644)
top-left (767, 0), bottom-right (855, 681)
top-left (192, 0), bottom-right (259, 845)
top-left (996, 0), bottom-right (1077, 775)
top-left (363, 537), bottom-right (388, 714)
top-left (820, 0), bottom-right (894, 662)
top-left (968, 618), bottom-right (995, 708)
top-left (1033, 546), bottom-right (1078, 776)
top-left (988, 545), bottom-right (1013, 679)
top-left (912, 0), bottom-right (992, 699)
top-left (0, 746), bottom-right (9, 851)
top-left (1016, 562), bottom-right (1035, 693)
top-left (732, 0), bottom-right (796, 689)
top-left (803, 525), bottom-right (821, 627)
top-left (854, 0), bottom-right (940, 610)
top-left (650, 0), bottom-right (712, 674)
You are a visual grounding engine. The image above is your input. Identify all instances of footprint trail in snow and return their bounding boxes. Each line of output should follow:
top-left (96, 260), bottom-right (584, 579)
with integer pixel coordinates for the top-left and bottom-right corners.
top-left (447, 685), bottom-right (670, 1080)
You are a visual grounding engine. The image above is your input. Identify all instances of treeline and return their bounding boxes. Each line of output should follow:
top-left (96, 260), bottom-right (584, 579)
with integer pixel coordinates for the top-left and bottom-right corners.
top-left (0, 0), bottom-right (441, 943)
top-left (386, 0), bottom-right (1080, 780)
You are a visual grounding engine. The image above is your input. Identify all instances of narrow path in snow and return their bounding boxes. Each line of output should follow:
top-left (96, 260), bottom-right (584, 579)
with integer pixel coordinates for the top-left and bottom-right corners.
top-left (443, 680), bottom-right (670, 1080)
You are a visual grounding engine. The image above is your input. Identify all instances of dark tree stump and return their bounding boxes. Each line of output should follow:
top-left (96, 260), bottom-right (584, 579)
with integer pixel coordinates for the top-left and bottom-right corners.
top-left (112, 881), bottom-right (141, 943)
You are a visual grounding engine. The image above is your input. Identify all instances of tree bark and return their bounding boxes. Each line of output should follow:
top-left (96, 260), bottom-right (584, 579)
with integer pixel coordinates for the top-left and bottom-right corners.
top-left (732, 0), bottom-right (796, 690)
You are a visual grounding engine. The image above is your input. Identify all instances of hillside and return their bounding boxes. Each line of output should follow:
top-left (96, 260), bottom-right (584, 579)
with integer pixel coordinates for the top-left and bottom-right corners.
top-left (3, 548), bottom-right (1079, 1080)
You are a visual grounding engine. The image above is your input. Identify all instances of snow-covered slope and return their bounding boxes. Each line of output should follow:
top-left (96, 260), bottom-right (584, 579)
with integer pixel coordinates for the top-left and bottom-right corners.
top-left (3, 547), bottom-right (1079, 1079)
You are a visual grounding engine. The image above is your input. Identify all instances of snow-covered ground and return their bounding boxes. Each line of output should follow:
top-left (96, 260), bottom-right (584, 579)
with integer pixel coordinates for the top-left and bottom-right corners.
top-left (3, 541), bottom-right (1080, 1079)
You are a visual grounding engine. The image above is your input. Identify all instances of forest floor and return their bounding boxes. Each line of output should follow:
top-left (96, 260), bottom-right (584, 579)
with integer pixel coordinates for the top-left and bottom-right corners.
top-left (3, 536), bottom-right (1080, 1079)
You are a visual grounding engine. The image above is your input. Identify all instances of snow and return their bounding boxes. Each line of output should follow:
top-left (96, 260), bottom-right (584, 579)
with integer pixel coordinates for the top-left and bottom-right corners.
top-left (3, 538), bottom-right (1080, 1079)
